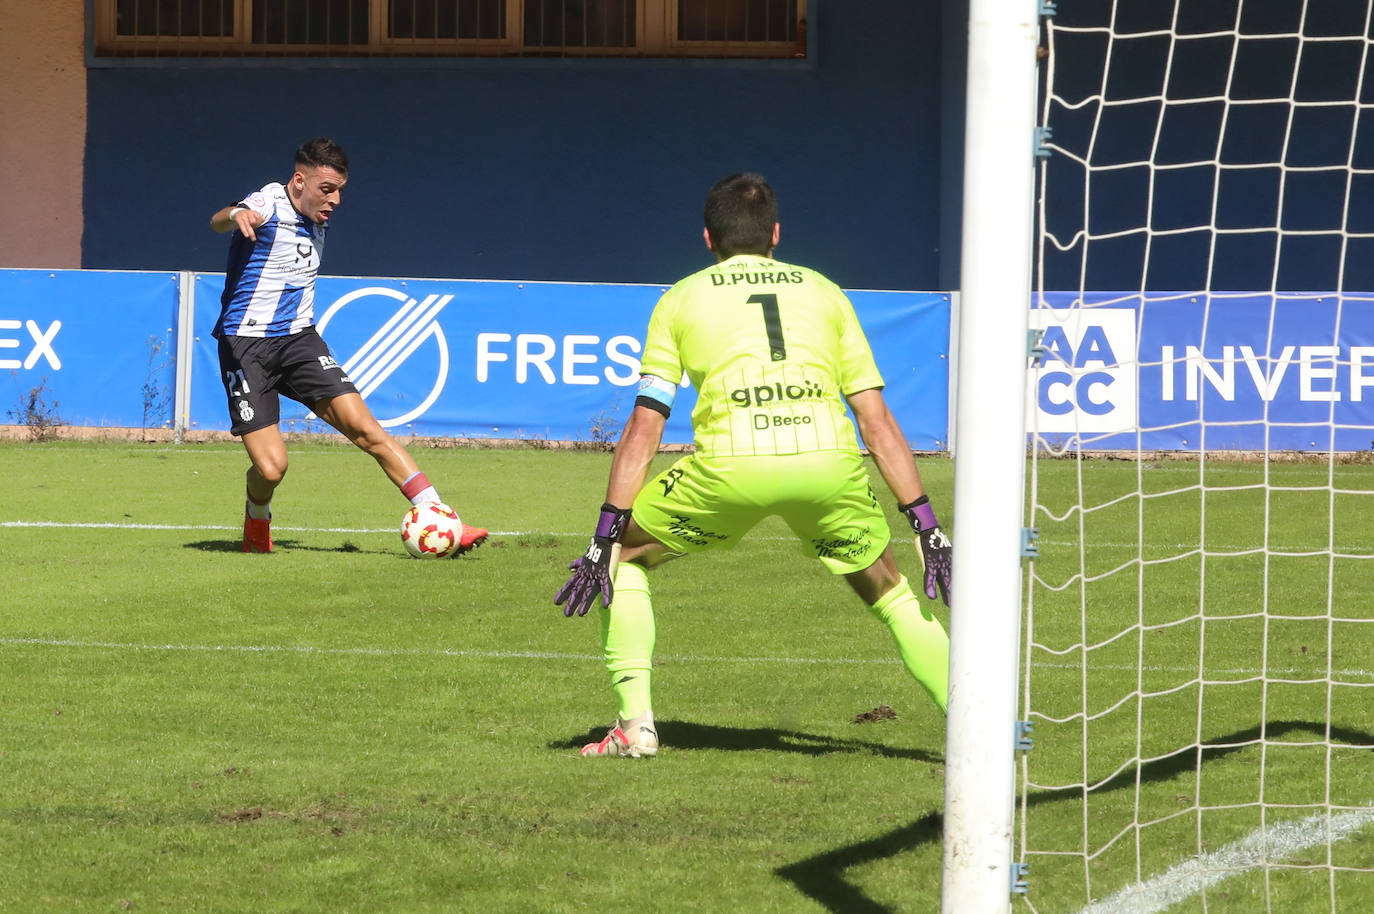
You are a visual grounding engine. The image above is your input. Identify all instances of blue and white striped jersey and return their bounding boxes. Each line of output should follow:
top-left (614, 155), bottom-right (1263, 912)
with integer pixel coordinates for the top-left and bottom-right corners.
top-left (213, 182), bottom-right (328, 338)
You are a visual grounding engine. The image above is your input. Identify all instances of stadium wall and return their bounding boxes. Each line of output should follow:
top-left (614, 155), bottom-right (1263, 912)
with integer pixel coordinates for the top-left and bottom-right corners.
top-left (0, 0), bottom-right (85, 269)
top-left (1040, 3), bottom-right (1374, 292)
top-left (75, 1), bottom-right (960, 294)
top-left (4, 3), bottom-right (1352, 293)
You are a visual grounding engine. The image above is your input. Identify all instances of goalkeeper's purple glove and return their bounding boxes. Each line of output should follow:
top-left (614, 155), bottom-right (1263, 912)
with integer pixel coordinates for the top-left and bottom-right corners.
top-left (555, 503), bottom-right (631, 617)
top-left (900, 495), bottom-right (952, 607)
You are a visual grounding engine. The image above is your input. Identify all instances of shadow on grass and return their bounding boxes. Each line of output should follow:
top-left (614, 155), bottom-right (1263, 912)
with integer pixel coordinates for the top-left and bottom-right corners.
top-left (183, 538), bottom-right (388, 555)
top-left (774, 719), bottom-right (1374, 913)
top-left (551, 719), bottom-right (945, 766)
top-left (777, 811), bottom-right (945, 914)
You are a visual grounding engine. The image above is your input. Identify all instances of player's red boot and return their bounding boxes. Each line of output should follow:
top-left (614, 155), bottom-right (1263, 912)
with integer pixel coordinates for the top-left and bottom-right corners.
top-left (242, 505), bottom-right (273, 553)
top-left (451, 522), bottom-right (489, 556)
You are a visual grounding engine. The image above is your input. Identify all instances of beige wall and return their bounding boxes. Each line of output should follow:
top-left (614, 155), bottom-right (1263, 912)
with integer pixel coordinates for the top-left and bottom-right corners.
top-left (0, 0), bottom-right (85, 268)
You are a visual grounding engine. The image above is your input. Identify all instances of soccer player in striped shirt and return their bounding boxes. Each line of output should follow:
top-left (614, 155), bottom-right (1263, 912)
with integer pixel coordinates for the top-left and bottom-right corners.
top-left (210, 138), bottom-right (486, 555)
top-left (556, 172), bottom-right (952, 757)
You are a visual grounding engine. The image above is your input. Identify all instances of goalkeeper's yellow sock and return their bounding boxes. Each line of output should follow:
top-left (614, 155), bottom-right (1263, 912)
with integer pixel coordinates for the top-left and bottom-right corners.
top-left (867, 575), bottom-right (950, 714)
top-left (598, 562), bottom-right (655, 721)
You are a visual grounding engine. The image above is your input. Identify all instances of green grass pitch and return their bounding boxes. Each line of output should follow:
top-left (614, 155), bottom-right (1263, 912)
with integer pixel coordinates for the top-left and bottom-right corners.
top-left (1, 440), bottom-right (1370, 912)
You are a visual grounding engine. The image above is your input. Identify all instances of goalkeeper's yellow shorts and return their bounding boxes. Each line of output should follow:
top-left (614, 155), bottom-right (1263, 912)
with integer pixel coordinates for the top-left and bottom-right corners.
top-left (631, 450), bottom-right (891, 575)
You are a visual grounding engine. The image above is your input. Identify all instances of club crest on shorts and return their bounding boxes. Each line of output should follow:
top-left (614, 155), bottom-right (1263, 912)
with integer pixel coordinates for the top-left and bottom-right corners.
top-left (238, 400), bottom-right (255, 422)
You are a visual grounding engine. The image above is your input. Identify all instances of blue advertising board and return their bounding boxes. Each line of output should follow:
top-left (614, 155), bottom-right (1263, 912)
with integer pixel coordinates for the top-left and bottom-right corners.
top-left (1028, 292), bottom-right (1374, 451)
top-left (22, 267), bottom-right (1374, 453)
top-left (189, 274), bottom-right (952, 449)
top-left (0, 269), bottom-right (179, 430)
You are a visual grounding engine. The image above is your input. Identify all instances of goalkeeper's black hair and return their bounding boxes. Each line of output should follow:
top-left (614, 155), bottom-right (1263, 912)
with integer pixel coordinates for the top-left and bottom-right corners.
top-left (295, 137), bottom-right (349, 177)
top-left (704, 172), bottom-right (777, 258)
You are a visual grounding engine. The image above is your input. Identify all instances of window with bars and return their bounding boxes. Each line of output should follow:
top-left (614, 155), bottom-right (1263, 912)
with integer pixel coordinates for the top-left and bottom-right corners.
top-left (95, 1), bottom-right (807, 58)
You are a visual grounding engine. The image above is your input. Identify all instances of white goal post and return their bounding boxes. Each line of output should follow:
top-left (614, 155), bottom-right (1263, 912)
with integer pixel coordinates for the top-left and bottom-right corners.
top-left (940, 0), bottom-right (1042, 912)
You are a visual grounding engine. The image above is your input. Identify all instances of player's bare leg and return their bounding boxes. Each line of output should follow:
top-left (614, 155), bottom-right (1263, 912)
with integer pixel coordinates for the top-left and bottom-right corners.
top-left (239, 425), bottom-right (288, 553)
top-left (844, 545), bottom-right (903, 604)
top-left (617, 519), bottom-right (683, 569)
top-left (314, 392), bottom-right (418, 485)
top-left (314, 393), bottom-right (488, 553)
top-left (845, 545), bottom-right (950, 713)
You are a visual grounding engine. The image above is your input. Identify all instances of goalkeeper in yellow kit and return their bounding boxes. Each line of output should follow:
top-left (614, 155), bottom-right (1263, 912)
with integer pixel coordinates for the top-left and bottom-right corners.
top-left (555, 173), bottom-right (953, 758)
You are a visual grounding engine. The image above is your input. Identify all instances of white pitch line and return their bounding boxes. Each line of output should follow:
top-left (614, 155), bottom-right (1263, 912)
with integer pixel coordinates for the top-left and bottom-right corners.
top-left (1076, 807), bottom-right (1374, 914)
top-left (6, 637), bottom-right (1366, 680)
top-left (0, 520), bottom-right (801, 542)
top-left (4, 521), bottom-right (1372, 557)
top-left (0, 636), bottom-right (901, 665)
top-left (0, 520), bottom-right (535, 535)
top-left (5, 521), bottom-right (1373, 557)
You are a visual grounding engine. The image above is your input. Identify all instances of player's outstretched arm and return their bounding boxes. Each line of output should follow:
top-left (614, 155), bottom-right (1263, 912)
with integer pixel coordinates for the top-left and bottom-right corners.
top-left (210, 204), bottom-right (264, 239)
top-left (555, 406), bottom-right (667, 617)
top-left (846, 388), bottom-right (952, 606)
top-left (603, 405), bottom-right (667, 510)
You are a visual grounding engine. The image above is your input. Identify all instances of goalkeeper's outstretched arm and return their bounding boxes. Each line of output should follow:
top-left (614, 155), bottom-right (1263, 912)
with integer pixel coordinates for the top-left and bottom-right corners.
top-left (846, 387), bottom-right (952, 606)
top-left (603, 405), bottom-right (667, 509)
top-left (846, 387), bottom-right (928, 505)
top-left (553, 405), bottom-right (668, 617)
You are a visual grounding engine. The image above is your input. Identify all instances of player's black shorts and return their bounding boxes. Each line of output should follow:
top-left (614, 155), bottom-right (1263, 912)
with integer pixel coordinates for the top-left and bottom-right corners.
top-left (217, 328), bottom-right (359, 436)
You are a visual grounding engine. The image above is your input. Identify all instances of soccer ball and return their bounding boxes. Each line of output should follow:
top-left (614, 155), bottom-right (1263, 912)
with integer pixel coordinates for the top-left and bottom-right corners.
top-left (400, 502), bottom-right (462, 558)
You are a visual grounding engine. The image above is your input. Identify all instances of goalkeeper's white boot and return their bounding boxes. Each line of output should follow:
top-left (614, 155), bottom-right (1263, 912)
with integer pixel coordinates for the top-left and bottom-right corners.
top-left (581, 712), bottom-right (658, 758)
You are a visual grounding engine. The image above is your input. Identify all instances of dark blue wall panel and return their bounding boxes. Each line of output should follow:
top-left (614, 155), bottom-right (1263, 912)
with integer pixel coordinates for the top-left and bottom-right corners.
top-left (84, 2), bottom-right (950, 292)
top-left (1039, 1), bottom-right (1374, 293)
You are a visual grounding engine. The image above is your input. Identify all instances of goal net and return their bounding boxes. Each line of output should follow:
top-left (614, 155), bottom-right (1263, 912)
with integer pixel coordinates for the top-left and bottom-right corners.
top-left (1022, 1), bottom-right (1374, 911)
